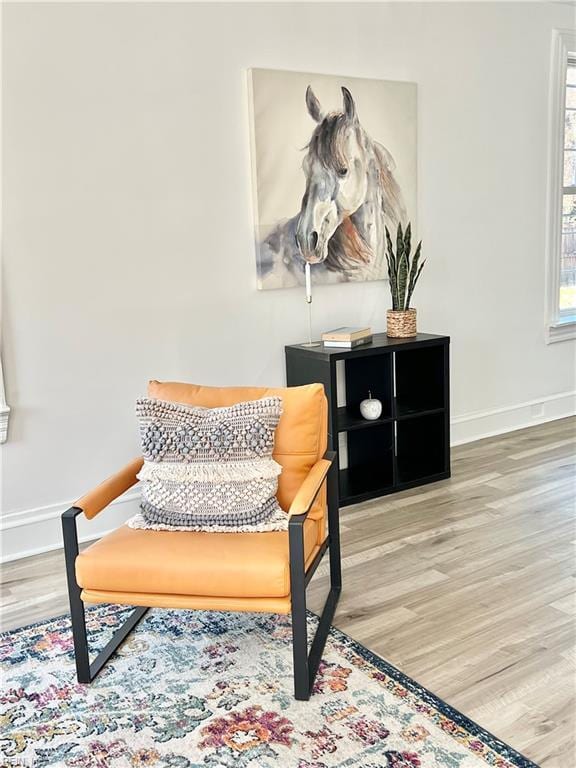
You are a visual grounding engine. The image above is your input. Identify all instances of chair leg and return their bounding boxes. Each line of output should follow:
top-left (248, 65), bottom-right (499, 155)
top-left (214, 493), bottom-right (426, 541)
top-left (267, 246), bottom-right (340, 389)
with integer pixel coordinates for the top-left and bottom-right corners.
top-left (62, 507), bottom-right (148, 683)
top-left (327, 451), bottom-right (342, 592)
top-left (289, 521), bottom-right (310, 700)
top-left (289, 456), bottom-right (342, 700)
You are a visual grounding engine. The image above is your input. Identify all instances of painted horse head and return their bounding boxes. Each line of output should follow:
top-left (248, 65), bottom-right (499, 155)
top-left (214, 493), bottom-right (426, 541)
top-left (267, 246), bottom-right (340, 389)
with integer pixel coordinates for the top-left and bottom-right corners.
top-left (296, 86), bottom-right (370, 265)
top-left (295, 85), bottom-right (405, 274)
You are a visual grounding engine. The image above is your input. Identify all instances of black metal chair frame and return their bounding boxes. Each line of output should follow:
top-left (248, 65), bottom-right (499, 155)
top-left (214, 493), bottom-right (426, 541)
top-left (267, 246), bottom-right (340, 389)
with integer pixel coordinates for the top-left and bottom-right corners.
top-left (62, 450), bottom-right (341, 700)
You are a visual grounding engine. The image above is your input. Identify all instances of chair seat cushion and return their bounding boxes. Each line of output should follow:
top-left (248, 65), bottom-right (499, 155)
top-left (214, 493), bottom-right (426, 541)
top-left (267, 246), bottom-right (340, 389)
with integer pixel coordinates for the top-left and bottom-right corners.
top-left (76, 519), bottom-right (321, 599)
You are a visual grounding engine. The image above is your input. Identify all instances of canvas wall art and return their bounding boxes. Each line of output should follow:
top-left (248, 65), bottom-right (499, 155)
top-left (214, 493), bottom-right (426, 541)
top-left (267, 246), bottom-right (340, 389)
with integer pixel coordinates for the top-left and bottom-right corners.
top-left (248, 68), bottom-right (417, 290)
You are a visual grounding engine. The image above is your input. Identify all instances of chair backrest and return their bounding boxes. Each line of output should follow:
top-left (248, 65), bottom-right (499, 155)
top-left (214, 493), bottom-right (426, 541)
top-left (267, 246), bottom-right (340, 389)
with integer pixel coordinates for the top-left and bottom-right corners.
top-left (147, 381), bottom-right (328, 518)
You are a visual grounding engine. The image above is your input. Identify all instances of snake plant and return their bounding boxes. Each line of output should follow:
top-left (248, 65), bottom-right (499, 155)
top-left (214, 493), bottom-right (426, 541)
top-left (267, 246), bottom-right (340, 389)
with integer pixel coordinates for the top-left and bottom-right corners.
top-left (385, 223), bottom-right (425, 311)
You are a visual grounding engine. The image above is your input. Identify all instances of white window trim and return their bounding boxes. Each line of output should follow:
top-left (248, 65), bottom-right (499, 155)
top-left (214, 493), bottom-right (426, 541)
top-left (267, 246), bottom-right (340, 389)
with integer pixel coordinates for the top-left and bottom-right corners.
top-left (0, 352), bottom-right (9, 444)
top-left (546, 29), bottom-right (576, 344)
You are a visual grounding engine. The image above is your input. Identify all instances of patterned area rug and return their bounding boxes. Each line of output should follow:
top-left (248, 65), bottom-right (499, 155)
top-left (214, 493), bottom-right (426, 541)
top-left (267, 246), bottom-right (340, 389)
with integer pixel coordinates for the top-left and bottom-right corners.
top-left (1, 606), bottom-right (537, 768)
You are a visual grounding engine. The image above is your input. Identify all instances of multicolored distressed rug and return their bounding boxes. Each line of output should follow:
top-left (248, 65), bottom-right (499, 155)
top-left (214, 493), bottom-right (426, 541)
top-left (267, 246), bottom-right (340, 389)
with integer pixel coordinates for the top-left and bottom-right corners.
top-left (1, 606), bottom-right (537, 768)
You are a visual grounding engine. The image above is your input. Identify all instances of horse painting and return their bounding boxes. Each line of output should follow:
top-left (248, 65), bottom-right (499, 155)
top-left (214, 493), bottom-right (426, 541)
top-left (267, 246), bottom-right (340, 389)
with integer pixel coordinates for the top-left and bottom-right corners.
top-left (249, 70), bottom-right (416, 290)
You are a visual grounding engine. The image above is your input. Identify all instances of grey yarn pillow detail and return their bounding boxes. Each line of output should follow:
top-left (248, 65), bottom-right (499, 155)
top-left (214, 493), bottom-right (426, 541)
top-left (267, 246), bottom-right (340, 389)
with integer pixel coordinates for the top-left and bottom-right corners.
top-left (136, 474), bottom-right (281, 521)
top-left (128, 396), bottom-right (287, 533)
top-left (136, 396), bottom-right (281, 464)
top-left (130, 498), bottom-right (288, 533)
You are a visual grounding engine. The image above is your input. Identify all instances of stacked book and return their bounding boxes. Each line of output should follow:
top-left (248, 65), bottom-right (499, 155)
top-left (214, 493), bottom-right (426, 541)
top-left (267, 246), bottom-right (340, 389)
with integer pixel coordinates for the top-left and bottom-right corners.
top-left (321, 327), bottom-right (373, 348)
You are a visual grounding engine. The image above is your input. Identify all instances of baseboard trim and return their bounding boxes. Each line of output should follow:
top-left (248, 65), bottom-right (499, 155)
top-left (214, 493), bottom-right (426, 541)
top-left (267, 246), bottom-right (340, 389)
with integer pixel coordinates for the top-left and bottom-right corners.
top-left (1, 391), bottom-right (574, 562)
top-left (0, 528), bottom-right (119, 564)
top-left (450, 390), bottom-right (576, 446)
top-left (0, 492), bottom-right (141, 563)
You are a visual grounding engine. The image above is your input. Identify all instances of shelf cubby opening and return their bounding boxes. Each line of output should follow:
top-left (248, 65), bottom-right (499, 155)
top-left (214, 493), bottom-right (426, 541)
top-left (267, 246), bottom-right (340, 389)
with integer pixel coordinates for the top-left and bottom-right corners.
top-left (396, 412), bottom-right (447, 484)
top-left (395, 345), bottom-right (445, 418)
top-left (341, 353), bottom-right (393, 429)
top-left (339, 423), bottom-right (394, 502)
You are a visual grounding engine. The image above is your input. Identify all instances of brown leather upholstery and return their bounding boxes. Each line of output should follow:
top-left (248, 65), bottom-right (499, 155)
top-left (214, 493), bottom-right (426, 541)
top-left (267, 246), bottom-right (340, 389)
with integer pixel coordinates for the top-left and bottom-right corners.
top-left (288, 457), bottom-right (331, 517)
top-left (76, 519), bottom-right (320, 598)
top-left (80, 590), bottom-right (293, 615)
top-left (77, 382), bottom-right (329, 608)
top-left (76, 457), bottom-right (143, 521)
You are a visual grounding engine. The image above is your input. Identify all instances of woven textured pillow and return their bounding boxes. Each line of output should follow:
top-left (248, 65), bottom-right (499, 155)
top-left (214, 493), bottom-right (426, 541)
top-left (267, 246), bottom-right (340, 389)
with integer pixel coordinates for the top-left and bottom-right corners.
top-left (128, 396), bottom-right (287, 532)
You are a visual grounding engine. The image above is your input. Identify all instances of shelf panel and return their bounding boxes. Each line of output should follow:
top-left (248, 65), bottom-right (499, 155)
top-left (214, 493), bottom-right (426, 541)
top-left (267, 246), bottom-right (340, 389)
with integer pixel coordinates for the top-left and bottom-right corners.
top-left (340, 463), bottom-right (394, 503)
top-left (337, 407), bottom-right (393, 432)
top-left (339, 470), bottom-right (450, 506)
top-left (396, 462), bottom-right (448, 485)
top-left (285, 333), bottom-right (449, 360)
top-left (396, 470), bottom-right (450, 491)
top-left (395, 402), bottom-right (445, 420)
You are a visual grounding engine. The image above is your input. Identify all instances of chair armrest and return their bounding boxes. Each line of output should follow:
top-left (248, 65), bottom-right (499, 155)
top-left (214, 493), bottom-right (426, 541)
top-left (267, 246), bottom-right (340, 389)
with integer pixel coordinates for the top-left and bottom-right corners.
top-left (288, 451), bottom-right (336, 521)
top-left (70, 456), bottom-right (144, 520)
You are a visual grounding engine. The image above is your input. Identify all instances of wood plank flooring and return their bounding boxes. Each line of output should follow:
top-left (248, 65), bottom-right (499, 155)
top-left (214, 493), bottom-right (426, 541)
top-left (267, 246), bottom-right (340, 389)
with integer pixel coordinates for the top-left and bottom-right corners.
top-left (2, 417), bottom-right (575, 767)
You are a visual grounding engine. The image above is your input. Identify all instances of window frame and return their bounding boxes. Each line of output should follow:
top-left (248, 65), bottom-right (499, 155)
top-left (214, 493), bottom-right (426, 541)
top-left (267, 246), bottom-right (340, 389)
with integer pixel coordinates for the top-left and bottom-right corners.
top-left (546, 29), bottom-right (576, 343)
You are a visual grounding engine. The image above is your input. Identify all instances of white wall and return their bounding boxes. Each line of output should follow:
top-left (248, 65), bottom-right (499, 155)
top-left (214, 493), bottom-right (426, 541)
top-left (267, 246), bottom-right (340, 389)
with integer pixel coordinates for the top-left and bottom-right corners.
top-left (2, 2), bottom-right (575, 560)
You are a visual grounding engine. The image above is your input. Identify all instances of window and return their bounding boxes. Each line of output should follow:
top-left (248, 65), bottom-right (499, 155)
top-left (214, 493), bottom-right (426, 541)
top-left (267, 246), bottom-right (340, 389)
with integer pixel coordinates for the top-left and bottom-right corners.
top-left (561, 61), bottom-right (576, 318)
top-left (547, 31), bottom-right (576, 343)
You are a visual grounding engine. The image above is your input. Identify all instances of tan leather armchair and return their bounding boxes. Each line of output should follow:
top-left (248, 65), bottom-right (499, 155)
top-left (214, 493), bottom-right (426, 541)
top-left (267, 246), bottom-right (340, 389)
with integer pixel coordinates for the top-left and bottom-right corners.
top-left (62, 381), bottom-right (341, 700)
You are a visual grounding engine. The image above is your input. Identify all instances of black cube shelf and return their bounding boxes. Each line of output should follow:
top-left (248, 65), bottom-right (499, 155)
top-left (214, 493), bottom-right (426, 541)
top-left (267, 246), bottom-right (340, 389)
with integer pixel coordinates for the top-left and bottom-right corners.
top-left (285, 333), bottom-right (450, 506)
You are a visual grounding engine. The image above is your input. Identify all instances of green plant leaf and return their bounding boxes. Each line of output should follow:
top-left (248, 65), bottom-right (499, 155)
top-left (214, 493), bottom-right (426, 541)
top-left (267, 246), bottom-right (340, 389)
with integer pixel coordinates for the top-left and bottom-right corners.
top-left (385, 226), bottom-right (398, 309)
top-left (405, 241), bottom-right (422, 309)
top-left (396, 222), bottom-right (404, 258)
top-left (395, 224), bottom-right (405, 310)
top-left (386, 227), bottom-right (396, 273)
top-left (406, 257), bottom-right (426, 309)
top-left (403, 222), bottom-right (412, 264)
top-left (407, 241), bottom-right (421, 288)
top-left (397, 251), bottom-right (409, 310)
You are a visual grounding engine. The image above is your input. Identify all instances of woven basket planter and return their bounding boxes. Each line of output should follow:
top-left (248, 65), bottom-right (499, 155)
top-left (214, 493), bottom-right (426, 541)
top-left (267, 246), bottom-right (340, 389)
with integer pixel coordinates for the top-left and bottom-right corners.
top-left (387, 309), bottom-right (417, 338)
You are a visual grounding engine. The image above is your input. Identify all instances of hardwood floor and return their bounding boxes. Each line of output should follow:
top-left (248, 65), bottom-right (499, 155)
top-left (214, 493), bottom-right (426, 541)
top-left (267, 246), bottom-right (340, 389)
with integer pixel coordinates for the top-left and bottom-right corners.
top-left (1, 418), bottom-right (575, 767)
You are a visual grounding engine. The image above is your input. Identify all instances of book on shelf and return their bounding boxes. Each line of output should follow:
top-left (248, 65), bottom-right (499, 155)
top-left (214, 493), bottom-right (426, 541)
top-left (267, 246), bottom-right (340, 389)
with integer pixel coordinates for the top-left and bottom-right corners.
top-left (321, 326), bottom-right (372, 342)
top-left (322, 335), bottom-right (373, 349)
